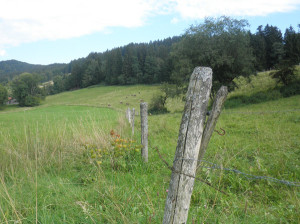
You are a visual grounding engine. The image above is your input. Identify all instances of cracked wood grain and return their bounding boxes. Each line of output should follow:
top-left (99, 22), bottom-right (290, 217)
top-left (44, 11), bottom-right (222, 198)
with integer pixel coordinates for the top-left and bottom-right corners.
top-left (163, 67), bottom-right (212, 224)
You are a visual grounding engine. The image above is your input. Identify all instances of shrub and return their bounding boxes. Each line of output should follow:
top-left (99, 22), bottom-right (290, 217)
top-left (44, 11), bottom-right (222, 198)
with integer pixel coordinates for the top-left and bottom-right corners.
top-left (148, 94), bottom-right (168, 114)
top-left (279, 79), bottom-right (300, 97)
top-left (270, 61), bottom-right (297, 86)
top-left (24, 95), bottom-right (42, 107)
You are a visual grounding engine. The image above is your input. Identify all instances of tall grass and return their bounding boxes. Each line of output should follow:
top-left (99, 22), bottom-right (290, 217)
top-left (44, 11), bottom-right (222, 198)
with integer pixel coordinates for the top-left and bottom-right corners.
top-left (0, 106), bottom-right (127, 223)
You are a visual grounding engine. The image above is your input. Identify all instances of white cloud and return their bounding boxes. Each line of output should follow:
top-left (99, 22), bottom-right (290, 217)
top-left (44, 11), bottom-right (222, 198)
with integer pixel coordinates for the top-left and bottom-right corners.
top-left (0, 0), bottom-right (170, 48)
top-left (0, 49), bottom-right (6, 56)
top-left (173, 0), bottom-right (300, 19)
top-left (0, 0), bottom-right (299, 50)
top-left (171, 17), bottom-right (179, 24)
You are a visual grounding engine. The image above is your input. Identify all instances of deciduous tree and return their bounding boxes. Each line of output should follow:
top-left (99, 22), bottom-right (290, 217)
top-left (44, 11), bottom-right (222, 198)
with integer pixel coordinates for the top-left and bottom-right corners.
top-left (11, 73), bottom-right (44, 106)
top-left (0, 84), bottom-right (8, 105)
top-left (171, 16), bottom-right (254, 92)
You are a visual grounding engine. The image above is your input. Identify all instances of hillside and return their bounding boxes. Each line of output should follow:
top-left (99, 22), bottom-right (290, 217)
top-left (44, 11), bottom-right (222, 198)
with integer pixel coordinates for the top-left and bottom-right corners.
top-left (0, 36), bottom-right (181, 89)
top-left (0, 59), bottom-right (68, 83)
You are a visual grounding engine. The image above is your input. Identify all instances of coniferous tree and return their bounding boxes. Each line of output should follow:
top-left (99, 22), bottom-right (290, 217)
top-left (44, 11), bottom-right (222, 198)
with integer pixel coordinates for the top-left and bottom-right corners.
top-left (250, 26), bottom-right (267, 71)
top-left (284, 26), bottom-right (300, 64)
top-left (263, 25), bottom-right (283, 69)
top-left (143, 56), bottom-right (158, 84)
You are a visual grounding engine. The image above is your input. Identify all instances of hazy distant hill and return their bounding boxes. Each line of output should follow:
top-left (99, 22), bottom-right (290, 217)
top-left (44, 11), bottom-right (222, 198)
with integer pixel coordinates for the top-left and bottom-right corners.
top-left (0, 60), bottom-right (68, 83)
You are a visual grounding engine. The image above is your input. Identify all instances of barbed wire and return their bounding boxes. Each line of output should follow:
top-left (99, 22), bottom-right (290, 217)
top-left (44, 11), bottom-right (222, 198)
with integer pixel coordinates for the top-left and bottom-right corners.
top-left (154, 147), bottom-right (300, 187)
top-left (201, 160), bottom-right (300, 187)
top-left (222, 108), bottom-right (300, 115)
top-left (153, 147), bottom-right (228, 195)
top-left (196, 159), bottom-right (300, 187)
top-left (64, 104), bottom-right (300, 187)
top-left (63, 103), bottom-right (300, 116)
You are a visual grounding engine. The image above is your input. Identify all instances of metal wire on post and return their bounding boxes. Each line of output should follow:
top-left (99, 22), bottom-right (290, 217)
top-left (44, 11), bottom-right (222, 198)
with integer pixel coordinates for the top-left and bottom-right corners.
top-left (152, 145), bottom-right (300, 188)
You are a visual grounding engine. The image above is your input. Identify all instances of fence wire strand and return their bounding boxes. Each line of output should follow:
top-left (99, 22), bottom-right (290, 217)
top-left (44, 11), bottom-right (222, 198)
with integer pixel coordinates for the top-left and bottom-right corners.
top-left (223, 108), bottom-right (300, 114)
top-left (152, 145), bottom-right (300, 188)
top-left (172, 157), bottom-right (300, 187)
top-left (153, 147), bottom-right (228, 195)
top-left (154, 151), bottom-right (300, 187)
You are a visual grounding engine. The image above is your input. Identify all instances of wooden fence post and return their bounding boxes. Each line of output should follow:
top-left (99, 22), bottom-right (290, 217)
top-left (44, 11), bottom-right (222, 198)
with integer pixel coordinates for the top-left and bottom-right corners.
top-left (197, 86), bottom-right (228, 165)
top-left (131, 108), bottom-right (135, 135)
top-left (163, 67), bottom-right (212, 224)
top-left (126, 107), bottom-right (131, 124)
top-left (140, 102), bottom-right (148, 163)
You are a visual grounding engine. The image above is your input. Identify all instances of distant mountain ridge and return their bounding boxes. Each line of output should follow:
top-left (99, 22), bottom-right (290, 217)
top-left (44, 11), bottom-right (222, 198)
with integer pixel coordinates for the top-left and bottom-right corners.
top-left (0, 59), bottom-right (68, 83)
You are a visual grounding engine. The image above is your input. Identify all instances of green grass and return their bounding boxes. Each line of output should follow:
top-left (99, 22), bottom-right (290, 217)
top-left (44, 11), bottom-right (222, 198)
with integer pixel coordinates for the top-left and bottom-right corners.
top-left (44, 84), bottom-right (162, 110)
top-left (225, 66), bottom-right (300, 108)
top-left (0, 71), bottom-right (299, 223)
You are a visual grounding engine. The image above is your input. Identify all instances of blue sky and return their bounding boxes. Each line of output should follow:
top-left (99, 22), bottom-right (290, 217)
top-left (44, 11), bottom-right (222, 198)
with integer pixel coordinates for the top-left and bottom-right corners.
top-left (0, 0), bottom-right (300, 65)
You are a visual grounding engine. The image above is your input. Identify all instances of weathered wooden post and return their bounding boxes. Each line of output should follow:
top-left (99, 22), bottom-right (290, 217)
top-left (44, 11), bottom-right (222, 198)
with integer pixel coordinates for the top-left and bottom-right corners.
top-left (140, 102), bottom-right (148, 163)
top-left (197, 86), bottom-right (228, 165)
top-left (126, 107), bottom-right (131, 124)
top-left (131, 108), bottom-right (135, 135)
top-left (163, 67), bottom-right (212, 224)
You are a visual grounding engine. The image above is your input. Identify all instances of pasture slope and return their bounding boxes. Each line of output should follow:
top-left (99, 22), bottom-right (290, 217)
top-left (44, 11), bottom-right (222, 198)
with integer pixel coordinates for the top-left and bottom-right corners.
top-left (0, 72), bottom-right (299, 223)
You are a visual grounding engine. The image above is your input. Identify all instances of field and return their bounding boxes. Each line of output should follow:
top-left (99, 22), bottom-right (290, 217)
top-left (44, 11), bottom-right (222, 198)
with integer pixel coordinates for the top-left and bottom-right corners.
top-left (0, 72), bottom-right (299, 223)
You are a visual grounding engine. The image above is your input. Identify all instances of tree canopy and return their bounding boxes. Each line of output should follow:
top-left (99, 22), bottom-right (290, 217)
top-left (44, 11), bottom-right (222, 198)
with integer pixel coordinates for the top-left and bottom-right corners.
top-left (0, 84), bottom-right (8, 105)
top-left (170, 16), bottom-right (254, 92)
top-left (11, 73), bottom-right (45, 106)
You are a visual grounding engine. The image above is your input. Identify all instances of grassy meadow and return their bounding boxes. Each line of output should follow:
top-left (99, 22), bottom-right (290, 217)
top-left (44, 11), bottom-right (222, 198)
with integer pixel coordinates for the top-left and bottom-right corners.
top-left (0, 71), bottom-right (299, 223)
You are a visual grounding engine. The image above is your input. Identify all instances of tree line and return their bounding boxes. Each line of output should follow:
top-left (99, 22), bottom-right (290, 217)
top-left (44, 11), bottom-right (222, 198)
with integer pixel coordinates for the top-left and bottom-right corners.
top-left (1, 17), bottom-right (300, 107)
top-left (51, 36), bottom-right (180, 94)
top-left (51, 17), bottom-right (299, 95)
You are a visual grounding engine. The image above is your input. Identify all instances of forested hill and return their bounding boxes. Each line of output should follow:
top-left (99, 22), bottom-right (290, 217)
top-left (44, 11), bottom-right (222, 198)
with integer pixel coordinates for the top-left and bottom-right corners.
top-left (0, 60), bottom-right (68, 83)
top-left (56, 21), bottom-right (300, 94)
top-left (0, 36), bottom-right (182, 87)
top-left (64, 36), bottom-right (182, 89)
top-left (1, 17), bottom-right (300, 95)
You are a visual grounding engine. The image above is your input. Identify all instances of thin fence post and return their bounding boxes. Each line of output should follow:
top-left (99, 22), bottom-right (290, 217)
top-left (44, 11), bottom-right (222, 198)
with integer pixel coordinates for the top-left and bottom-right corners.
top-left (197, 86), bottom-right (228, 166)
top-left (140, 102), bottom-right (148, 163)
top-left (163, 67), bottom-right (212, 224)
top-left (131, 108), bottom-right (135, 135)
top-left (126, 107), bottom-right (131, 124)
